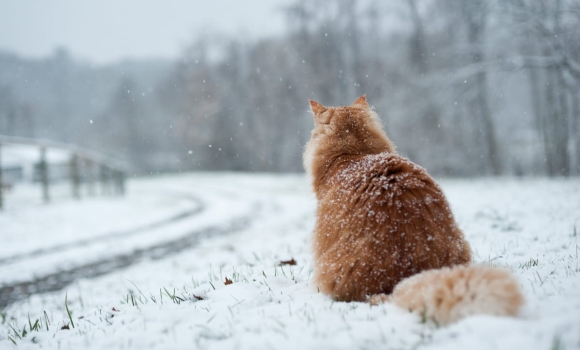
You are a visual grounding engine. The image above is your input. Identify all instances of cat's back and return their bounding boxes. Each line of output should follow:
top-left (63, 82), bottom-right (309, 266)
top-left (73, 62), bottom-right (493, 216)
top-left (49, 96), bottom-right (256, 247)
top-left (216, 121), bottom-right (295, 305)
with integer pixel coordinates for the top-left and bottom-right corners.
top-left (325, 152), bottom-right (439, 212)
top-left (319, 151), bottom-right (463, 250)
top-left (314, 151), bottom-right (471, 299)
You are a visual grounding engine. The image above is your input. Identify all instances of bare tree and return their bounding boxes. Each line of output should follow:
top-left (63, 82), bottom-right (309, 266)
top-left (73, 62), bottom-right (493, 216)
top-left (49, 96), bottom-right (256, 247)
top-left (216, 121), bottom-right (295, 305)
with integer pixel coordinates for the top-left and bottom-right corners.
top-left (503, 0), bottom-right (580, 176)
top-left (460, 1), bottom-right (501, 175)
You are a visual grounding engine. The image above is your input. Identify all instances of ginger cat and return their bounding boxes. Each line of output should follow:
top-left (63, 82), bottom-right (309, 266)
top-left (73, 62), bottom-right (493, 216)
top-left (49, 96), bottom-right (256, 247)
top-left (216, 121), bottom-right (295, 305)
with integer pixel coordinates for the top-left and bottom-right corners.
top-left (304, 95), bottom-right (523, 325)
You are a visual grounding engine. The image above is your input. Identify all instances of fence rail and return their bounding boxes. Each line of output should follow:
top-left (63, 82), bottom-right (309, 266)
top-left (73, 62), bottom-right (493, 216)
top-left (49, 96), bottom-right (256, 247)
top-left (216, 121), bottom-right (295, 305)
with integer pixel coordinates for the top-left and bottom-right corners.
top-left (0, 135), bottom-right (128, 210)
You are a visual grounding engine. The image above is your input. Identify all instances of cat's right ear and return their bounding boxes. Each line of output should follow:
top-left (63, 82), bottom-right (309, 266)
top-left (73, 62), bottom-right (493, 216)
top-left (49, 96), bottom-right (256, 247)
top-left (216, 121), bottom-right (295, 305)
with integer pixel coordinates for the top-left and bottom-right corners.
top-left (352, 95), bottom-right (369, 108)
top-left (309, 100), bottom-right (327, 115)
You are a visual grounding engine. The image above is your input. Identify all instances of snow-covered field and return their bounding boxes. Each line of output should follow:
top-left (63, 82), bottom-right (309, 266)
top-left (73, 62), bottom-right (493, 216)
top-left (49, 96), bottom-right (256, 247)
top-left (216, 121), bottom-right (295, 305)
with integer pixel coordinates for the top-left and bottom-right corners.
top-left (1, 173), bottom-right (579, 349)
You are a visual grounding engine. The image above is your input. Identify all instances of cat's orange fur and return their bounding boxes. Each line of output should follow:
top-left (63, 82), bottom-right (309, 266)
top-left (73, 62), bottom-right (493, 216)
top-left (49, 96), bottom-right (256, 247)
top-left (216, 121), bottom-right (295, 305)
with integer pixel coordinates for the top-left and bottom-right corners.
top-left (386, 265), bottom-right (524, 324)
top-left (304, 95), bottom-right (524, 324)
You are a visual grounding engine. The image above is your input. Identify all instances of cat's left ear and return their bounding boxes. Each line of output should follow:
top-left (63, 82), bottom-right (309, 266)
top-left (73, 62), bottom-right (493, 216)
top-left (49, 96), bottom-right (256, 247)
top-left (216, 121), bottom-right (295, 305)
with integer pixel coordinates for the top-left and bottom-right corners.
top-left (309, 99), bottom-right (327, 115)
top-left (351, 95), bottom-right (369, 108)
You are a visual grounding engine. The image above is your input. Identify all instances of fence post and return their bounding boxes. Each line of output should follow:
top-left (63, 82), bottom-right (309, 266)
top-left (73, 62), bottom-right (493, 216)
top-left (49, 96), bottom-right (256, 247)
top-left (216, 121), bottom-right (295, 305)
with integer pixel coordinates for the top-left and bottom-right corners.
top-left (86, 159), bottom-right (96, 197)
top-left (99, 165), bottom-right (109, 195)
top-left (120, 171), bottom-right (126, 196)
top-left (0, 143), bottom-right (3, 210)
top-left (114, 170), bottom-right (126, 196)
top-left (70, 154), bottom-right (81, 199)
top-left (39, 147), bottom-right (50, 204)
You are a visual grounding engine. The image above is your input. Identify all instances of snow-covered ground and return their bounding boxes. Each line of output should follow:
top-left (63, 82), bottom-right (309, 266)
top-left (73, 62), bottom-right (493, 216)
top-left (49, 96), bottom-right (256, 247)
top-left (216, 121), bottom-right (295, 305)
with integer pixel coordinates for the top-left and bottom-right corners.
top-left (1, 173), bottom-right (579, 349)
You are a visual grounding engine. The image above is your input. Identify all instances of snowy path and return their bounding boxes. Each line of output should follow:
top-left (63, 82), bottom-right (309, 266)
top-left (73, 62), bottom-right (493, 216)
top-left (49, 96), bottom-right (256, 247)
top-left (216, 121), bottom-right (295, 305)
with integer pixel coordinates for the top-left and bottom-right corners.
top-left (0, 183), bottom-right (198, 260)
top-left (1, 174), bottom-right (579, 350)
top-left (0, 195), bottom-right (204, 266)
top-left (0, 176), bottom-right (266, 307)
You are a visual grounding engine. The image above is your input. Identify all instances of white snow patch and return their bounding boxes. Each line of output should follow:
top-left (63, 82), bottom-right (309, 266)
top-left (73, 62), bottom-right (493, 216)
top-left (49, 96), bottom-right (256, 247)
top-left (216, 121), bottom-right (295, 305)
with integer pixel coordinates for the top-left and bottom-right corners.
top-left (0, 174), bottom-right (579, 350)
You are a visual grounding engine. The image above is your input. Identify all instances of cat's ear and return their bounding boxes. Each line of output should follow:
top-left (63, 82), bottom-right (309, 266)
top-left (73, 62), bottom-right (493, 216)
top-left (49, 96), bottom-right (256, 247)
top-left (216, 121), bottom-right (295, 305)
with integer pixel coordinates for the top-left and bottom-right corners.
top-left (309, 99), bottom-right (327, 115)
top-left (351, 94), bottom-right (369, 108)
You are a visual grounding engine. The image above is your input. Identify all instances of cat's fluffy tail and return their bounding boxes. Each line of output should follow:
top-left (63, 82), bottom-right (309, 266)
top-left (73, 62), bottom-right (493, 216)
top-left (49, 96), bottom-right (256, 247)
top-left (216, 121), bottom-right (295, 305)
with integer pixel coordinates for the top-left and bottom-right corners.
top-left (369, 265), bottom-right (524, 325)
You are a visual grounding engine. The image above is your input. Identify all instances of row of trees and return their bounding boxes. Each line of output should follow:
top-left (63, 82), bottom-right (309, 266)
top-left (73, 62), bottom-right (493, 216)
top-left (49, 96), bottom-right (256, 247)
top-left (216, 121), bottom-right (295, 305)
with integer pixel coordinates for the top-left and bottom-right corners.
top-left (155, 0), bottom-right (579, 176)
top-left (1, 0), bottom-right (578, 176)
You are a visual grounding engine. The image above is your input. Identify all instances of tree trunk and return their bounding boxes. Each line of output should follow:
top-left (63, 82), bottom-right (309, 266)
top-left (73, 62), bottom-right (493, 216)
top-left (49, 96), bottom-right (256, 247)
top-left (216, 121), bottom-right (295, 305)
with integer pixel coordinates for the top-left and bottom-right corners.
top-left (466, 2), bottom-right (501, 175)
top-left (526, 66), bottom-right (548, 175)
top-left (543, 68), bottom-right (571, 177)
top-left (571, 87), bottom-right (580, 175)
top-left (555, 71), bottom-right (571, 176)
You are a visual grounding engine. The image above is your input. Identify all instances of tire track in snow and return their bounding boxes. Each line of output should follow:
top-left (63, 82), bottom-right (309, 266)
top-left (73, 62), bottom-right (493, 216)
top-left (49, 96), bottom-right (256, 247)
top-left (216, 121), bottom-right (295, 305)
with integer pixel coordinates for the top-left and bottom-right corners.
top-left (0, 202), bottom-right (262, 309)
top-left (0, 194), bottom-right (204, 265)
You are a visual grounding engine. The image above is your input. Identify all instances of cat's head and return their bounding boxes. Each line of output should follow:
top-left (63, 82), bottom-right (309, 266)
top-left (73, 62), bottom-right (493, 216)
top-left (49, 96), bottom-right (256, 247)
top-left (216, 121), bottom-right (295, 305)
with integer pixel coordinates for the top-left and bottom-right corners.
top-left (307, 95), bottom-right (389, 144)
top-left (303, 95), bottom-right (396, 177)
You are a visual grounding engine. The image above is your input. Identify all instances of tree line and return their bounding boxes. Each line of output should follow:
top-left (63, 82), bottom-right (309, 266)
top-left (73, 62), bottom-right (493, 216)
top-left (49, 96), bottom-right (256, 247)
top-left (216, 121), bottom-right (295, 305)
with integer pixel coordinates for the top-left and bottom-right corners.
top-left (1, 0), bottom-right (578, 176)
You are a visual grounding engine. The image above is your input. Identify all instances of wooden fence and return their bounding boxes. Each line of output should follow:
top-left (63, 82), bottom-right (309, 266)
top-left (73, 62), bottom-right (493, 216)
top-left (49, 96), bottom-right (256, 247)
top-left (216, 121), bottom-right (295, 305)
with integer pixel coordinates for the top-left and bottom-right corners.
top-left (0, 135), bottom-right (128, 210)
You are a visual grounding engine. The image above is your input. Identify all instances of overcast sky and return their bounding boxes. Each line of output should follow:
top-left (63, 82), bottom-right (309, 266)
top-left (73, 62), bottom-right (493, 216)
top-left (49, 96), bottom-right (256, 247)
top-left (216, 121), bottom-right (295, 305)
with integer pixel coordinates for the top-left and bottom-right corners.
top-left (0, 0), bottom-right (290, 64)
